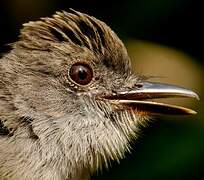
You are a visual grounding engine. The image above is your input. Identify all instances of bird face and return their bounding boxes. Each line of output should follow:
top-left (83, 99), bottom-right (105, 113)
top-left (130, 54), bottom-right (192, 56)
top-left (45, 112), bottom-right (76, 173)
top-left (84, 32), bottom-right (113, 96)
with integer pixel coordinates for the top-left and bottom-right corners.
top-left (1, 9), bottom-right (198, 177)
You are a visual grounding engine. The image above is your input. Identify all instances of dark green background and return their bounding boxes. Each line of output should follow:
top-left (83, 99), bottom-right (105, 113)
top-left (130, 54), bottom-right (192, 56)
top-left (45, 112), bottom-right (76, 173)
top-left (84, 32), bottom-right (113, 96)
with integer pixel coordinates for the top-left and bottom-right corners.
top-left (0, 0), bottom-right (203, 179)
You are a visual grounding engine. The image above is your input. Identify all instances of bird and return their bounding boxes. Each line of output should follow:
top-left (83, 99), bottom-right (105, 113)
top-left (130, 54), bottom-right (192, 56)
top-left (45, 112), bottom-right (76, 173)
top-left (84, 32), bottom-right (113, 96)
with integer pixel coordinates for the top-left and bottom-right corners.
top-left (0, 9), bottom-right (199, 180)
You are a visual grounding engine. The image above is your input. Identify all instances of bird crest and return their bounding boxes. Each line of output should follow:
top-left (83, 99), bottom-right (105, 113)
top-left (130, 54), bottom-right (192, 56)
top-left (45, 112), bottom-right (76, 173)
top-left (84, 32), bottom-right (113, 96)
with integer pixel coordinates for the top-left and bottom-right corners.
top-left (19, 9), bottom-right (118, 54)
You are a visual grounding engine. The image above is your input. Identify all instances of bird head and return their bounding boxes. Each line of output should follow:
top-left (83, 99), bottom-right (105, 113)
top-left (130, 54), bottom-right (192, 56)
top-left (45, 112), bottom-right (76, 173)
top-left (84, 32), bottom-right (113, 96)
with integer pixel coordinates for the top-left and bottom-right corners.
top-left (5, 9), bottom-right (198, 175)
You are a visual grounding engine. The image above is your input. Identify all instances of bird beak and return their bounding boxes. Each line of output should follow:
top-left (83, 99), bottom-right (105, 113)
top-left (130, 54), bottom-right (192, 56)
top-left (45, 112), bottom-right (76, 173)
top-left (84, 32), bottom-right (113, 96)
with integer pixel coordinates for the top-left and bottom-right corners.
top-left (103, 82), bottom-right (199, 115)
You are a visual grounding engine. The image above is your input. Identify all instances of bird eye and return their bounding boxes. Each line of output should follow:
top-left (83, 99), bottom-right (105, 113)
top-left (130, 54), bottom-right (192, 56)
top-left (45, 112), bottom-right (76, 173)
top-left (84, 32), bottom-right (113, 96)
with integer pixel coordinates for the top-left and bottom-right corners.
top-left (69, 63), bottom-right (93, 86)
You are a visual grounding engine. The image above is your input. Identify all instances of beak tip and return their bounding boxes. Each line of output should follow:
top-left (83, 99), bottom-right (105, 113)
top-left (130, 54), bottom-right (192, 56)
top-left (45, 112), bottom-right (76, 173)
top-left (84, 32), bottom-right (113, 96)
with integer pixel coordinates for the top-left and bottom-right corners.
top-left (182, 108), bottom-right (197, 115)
top-left (194, 93), bottom-right (200, 101)
top-left (187, 90), bottom-right (199, 100)
top-left (191, 110), bottom-right (197, 115)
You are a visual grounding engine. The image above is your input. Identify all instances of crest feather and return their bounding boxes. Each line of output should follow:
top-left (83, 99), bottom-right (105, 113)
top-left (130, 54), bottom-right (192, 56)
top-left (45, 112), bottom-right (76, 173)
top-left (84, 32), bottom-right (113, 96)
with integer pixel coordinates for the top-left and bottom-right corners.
top-left (19, 9), bottom-right (117, 53)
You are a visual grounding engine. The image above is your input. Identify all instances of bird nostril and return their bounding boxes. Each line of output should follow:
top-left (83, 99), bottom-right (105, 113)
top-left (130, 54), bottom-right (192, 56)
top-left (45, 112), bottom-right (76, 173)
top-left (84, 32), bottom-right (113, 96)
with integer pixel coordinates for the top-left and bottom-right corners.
top-left (134, 83), bottom-right (143, 89)
top-left (111, 90), bottom-right (118, 95)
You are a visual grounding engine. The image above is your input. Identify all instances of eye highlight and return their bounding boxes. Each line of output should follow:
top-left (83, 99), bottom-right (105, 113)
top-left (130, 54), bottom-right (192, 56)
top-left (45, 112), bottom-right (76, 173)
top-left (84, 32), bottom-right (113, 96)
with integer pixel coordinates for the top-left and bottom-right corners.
top-left (69, 62), bottom-right (93, 86)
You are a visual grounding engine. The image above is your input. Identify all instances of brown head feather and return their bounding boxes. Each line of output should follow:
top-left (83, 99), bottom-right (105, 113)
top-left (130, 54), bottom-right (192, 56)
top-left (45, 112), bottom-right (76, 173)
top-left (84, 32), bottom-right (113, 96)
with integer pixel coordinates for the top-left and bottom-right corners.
top-left (19, 10), bottom-right (119, 54)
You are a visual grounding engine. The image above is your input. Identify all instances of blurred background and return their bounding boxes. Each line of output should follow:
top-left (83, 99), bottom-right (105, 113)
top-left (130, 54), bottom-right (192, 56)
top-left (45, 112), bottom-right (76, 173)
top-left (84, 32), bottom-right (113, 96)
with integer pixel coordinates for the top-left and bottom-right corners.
top-left (0, 0), bottom-right (203, 179)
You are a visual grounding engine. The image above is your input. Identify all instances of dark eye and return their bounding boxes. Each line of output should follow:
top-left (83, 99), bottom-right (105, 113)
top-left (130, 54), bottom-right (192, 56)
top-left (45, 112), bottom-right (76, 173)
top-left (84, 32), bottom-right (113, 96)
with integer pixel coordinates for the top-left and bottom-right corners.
top-left (69, 63), bottom-right (93, 85)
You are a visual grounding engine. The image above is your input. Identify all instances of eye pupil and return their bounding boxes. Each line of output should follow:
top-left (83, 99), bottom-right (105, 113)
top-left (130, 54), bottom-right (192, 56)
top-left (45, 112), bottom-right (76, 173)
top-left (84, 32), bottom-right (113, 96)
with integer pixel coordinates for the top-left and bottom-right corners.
top-left (69, 63), bottom-right (93, 86)
top-left (78, 67), bottom-right (87, 80)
